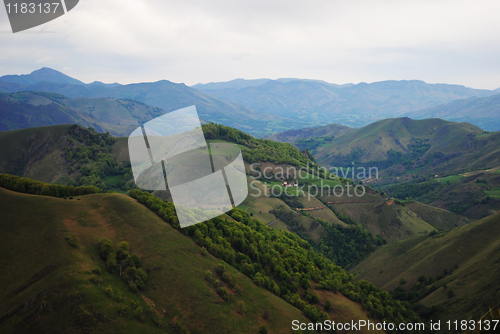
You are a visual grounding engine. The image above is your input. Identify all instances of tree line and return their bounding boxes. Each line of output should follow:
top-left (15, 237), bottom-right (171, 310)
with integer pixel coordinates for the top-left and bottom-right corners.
top-left (0, 173), bottom-right (101, 197)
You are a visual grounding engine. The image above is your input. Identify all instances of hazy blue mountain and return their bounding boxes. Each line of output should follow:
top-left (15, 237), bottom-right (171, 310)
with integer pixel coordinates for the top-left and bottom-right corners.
top-left (193, 79), bottom-right (497, 128)
top-left (0, 69), bottom-right (307, 136)
top-left (0, 67), bottom-right (85, 86)
top-left (0, 91), bottom-right (166, 135)
top-left (406, 94), bottom-right (500, 131)
top-left (192, 78), bottom-right (272, 90)
top-left (87, 81), bottom-right (122, 88)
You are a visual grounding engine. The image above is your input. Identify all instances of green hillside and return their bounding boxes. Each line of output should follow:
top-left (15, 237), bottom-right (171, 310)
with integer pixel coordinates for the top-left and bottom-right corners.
top-left (349, 212), bottom-right (500, 320)
top-left (0, 187), bottom-right (317, 333)
top-left (0, 124), bottom-right (132, 192)
top-left (265, 123), bottom-right (353, 144)
top-left (314, 117), bottom-right (484, 166)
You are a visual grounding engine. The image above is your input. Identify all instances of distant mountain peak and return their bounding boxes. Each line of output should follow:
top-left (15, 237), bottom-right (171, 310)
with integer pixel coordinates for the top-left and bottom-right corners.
top-left (0, 67), bottom-right (84, 86)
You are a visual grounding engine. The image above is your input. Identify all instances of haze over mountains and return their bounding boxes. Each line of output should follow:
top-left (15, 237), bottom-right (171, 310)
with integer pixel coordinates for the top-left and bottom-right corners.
top-left (405, 93), bottom-right (500, 131)
top-left (194, 78), bottom-right (500, 130)
top-left (0, 68), bottom-right (302, 136)
top-left (1, 68), bottom-right (499, 136)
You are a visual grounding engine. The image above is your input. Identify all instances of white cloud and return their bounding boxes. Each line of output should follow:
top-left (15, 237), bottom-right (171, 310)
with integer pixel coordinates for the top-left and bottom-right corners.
top-left (0, 0), bottom-right (499, 89)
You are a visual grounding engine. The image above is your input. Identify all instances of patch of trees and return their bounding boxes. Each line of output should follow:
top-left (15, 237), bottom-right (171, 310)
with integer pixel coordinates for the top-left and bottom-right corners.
top-left (65, 126), bottom-right (134, 192)
top-left (0, 173), bottom-right (101, 197)
top-left (383, 178), bottom-right (486, 215)
top-left (129, 189), bottom-right (420, 324)
top-left (382, 180), bottom-right (445, 204)
top-left (97, 238), bottom-right (148, 292)
top-left (202, 123), bottom-right (311, 167)
top-left (326, 205), bottom-right (356, 225)
top-left (271, 205), bottom-right (384, 268)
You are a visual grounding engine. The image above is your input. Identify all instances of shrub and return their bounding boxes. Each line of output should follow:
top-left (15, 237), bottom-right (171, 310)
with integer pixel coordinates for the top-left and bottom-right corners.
top-left (131, 253), bottom-right (141, 267)
top-left (216, 287), bottom-right (230, 301)
top-left (106, 253), bottom-right (117, 272)
top-left (215, 264), bottom-right (225, 276)
top-left (128, 282), bottom-right (138, 292)
top-left (104, 286), bottom-right (114, 298)
top-left (65, 233), bottom-right (80, 248)
top-left (117, 241), bottom-right (130, 260)
top-left (324, 299), bottom-right (332, 311)
top-left (117, 304), bottom-right (129, 315)
top-left (99, 238), bottom-right (114, 260)
top-left (221, 271), bottom-right (236, 288)
top-left (200, 247), bottom-right (208, 256)
top-left (134, 306), bottom-right (145, 321)
top-left (259, 325), bottom-right (268, 334)
top-left (91, 266), bottom-right (101, 275)
top-left (237, 301), bottom-right (246, 315)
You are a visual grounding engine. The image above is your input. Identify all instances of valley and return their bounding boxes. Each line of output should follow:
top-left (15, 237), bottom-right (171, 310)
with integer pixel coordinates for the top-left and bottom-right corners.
top-left (0, 68), bottom-right (499, 333)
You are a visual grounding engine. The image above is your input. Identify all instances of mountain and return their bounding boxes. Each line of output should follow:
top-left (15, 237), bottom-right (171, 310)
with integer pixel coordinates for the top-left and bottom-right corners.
top-left (192, 78), bottom-right (353, 91)
top-left (0, 67), bottom-right (84, 86)
top-left (312, 117), bottom-right (500, 174)
top-left (193, 79), bottom-right (497, 128)
top-left (349, 212), bottom-right (500, 320)
top-left (406, 93), bottom-right (500, 131)
top-left (0, 91), bottom-right (166, 136)
top-left (265, 123), bottom-right (353, 144)
top-left (0, 69), bottom-right (305, 136)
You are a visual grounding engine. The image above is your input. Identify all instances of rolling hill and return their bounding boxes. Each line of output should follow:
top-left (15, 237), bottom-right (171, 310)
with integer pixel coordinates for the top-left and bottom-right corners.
top-left (0, 187), bottom-right (320, 333)
top-left (193, 79), bottom-right (497, 129)
top-left (311, 118), bottom-right (500, 176)
top-left (349, 212), bottom-right (500, 321)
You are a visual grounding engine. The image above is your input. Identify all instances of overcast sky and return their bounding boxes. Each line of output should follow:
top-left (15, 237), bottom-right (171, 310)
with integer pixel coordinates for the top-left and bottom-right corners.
top-left (1, 0), bottom-right (500, 89)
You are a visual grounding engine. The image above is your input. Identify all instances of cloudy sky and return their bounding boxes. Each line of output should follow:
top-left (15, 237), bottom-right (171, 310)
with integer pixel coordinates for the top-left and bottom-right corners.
top-left (1, 0), bottom-right (499, 89)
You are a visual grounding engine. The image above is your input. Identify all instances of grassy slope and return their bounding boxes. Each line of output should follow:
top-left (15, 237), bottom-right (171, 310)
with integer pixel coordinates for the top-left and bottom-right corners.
top-left (265, 123), bottom-right (353, 143)
top-left (318, 190), bottom-right (436, 243)
top-left (349, 212), bottom-right (500, 320)
top-left (0, 188), bottom-right (378, 334)
top-left (405, 201), bottom-right (470, 230)
top-left (0, 125), bottom-right (73, 183)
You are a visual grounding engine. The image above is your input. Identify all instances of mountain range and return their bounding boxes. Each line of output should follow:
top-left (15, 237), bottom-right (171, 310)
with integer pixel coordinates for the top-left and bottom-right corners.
top-left (193, 78), bottom-right (500, 130)
top-left (0, 68), bottom-right (303, 136)
top-left (2, 68), bottom-right (499, 135)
